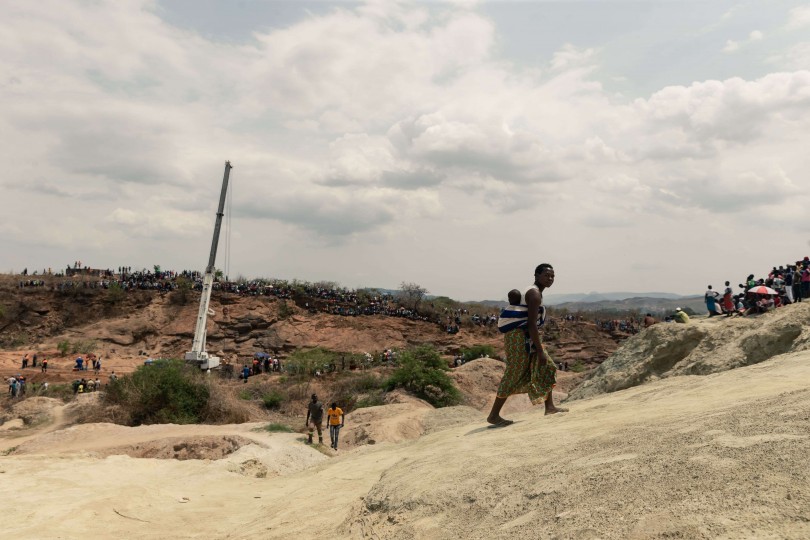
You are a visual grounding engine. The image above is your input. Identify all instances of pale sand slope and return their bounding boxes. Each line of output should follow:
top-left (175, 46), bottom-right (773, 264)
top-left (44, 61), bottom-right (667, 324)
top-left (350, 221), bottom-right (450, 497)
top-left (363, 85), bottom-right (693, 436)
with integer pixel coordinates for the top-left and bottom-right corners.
top-left (3, 351), bottom-right (810, 539)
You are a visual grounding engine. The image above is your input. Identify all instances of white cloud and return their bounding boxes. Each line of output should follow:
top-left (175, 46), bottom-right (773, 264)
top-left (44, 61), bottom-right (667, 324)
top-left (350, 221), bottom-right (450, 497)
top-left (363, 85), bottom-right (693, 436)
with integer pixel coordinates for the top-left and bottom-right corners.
top-left (723, 30), bottom-right (763, 54)
top-left (550, 44), bottom-right (597, 71)
top-left (723, 40), bottom-right (740, 53)
top-left (787, 6), bottom-right (810, 30)
top-left (2, 0), bottom-right (810, 297)
top-left (769, 43), bottom-right (810, 70)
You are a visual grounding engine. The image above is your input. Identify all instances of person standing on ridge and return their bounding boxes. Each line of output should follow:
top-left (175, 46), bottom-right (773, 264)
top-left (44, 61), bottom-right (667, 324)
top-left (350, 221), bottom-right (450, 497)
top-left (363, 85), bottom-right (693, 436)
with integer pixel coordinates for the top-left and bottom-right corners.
top-left (722, 281), bottom-right (734, 316)
top-left (705, 285), bottom-right (720, 317)
top-left (306, 394), bottom-right (324, 444)
top-left (488, 264), bottom-right (567, 427)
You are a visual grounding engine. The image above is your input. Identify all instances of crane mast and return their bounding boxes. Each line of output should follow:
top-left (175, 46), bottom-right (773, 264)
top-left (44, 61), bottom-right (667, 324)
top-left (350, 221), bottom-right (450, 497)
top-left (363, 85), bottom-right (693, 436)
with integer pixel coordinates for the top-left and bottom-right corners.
top-left (185, 161), bottom-right (232, 370)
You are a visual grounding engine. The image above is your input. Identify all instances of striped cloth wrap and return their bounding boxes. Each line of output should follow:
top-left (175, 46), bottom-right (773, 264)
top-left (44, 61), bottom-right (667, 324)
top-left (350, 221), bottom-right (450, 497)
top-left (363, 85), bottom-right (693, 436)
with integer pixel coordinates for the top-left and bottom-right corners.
top-left (497, 305), bottom-right (546, 333)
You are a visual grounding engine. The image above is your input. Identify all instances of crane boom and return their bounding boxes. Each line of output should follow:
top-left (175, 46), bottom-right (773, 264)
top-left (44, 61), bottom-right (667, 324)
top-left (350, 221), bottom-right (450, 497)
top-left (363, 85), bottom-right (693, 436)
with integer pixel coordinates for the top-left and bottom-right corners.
top-left (185, 161), bottom-right (232, 370)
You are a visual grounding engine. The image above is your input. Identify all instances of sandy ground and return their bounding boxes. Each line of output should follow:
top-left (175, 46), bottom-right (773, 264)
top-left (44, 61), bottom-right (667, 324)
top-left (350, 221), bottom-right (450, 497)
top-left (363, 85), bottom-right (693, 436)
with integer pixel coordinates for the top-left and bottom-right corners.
top-left (2, 340), bottom-right (810, 539)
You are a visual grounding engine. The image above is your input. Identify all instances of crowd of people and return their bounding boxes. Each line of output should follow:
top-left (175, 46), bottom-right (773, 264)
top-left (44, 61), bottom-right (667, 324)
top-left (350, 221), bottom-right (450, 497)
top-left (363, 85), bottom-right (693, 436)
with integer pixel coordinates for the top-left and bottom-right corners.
top-left (235, 353), bottom-right (283, 380)
top-left (71, 377), bottom-right (102, 394)
top-left (13, 264), bottom-right (509, 333)
top-left (7, 375), bottom-right (28, 397)
top-left (702, 256), bottom-right (810, 318)
top-left (594, 318), bottom-right (641, 334)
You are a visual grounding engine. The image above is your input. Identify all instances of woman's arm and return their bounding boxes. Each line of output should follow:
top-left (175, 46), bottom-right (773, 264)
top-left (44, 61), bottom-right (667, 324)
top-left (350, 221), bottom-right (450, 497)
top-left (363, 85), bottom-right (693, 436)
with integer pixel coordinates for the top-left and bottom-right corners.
top-left (526, 288), bottom-right (546, 366)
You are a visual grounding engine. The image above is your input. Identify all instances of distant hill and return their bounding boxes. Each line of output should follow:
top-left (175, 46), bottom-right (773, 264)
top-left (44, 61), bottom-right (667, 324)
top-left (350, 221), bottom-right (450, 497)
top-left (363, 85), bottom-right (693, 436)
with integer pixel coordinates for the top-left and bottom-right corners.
top-left (475, 291), bottom-right (701, 313)
top-left (552, 295), bottom-right (706, 315)
top-left (543, 292), bottom-right (685, 305)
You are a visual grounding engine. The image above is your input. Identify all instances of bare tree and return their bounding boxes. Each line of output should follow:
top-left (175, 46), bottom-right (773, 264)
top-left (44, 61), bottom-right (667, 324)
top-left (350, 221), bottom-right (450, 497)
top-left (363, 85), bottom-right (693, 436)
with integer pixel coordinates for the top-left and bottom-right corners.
top-left (398, 282), bottom-right (429, 310)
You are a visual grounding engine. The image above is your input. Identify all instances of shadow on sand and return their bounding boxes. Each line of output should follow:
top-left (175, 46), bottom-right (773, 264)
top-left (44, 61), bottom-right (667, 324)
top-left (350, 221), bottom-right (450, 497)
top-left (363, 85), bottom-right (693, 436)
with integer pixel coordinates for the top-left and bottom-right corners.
top-left (464, 420), bottom-right (523, 436)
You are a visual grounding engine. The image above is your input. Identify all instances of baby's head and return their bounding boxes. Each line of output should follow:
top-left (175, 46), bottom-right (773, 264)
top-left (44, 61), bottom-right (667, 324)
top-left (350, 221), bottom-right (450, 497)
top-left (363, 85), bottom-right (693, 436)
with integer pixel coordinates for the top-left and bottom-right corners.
top-left (508, 289), bottom-right (521, 305)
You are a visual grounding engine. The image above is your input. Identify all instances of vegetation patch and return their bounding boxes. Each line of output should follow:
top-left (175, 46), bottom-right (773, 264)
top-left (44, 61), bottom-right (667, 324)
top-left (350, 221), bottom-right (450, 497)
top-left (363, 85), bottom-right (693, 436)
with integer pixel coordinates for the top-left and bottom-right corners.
top-left (32, 383), bottom-right (74, 402)
top-left (104, 282), bottom-right (125, 308)
top-left (56, 339), bottom-right (98, 357)
top-left (284, 347), bottom-right (365, 376)
top-left (460, 344), bottom-right (496, 362)
top-left (104, 359), bottom-right (211, 425)
top-left (277, 301), bottom-right (293, 319)
top-left (355, 391), bottom-right (386, 409)
top-left (386, 345), bottom-right (461, 408)
top-left (261, 422), bottom-right (294, 433)
top-left (169, 276), bottom-right (193, 305)
top-left (261, 389), bottom-right (286, 409)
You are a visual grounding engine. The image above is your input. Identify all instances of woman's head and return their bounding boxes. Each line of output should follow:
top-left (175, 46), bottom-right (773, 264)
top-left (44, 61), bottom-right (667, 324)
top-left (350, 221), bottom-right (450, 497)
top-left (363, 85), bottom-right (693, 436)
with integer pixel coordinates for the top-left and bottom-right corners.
top-left (534, 264), bottom-right (555, 288)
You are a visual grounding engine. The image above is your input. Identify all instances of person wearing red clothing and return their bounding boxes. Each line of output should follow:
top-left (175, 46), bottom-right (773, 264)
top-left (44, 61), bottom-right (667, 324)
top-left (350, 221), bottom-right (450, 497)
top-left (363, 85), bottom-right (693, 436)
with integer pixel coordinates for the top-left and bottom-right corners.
top-left (722, 281), bottom-right (734, 316)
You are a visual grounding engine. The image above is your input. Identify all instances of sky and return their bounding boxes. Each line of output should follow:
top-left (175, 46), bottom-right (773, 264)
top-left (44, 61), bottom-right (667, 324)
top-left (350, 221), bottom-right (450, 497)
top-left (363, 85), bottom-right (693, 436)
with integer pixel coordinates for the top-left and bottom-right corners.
top-left (1, 0), bottom-right (809, 301)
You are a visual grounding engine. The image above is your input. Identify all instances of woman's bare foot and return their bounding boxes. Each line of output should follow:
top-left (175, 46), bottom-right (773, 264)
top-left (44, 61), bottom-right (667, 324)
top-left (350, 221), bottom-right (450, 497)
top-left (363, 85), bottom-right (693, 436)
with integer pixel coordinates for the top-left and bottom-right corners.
top-left (487, 416), bottom-right (514, 427)
top-left (544, 406), bottom-right (568, 415)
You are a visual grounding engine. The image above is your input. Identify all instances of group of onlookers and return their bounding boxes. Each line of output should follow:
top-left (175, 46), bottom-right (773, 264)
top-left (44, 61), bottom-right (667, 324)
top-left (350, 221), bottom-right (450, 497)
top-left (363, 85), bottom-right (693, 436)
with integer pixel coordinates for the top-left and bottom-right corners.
top-left (71, 377), bottom-right (105, 393)
top-left (7, 375), bottom-right (27, 397)
top-left (594, 318), bottom-right (640, 334)
top-left (704, 256), bottom-right (810, 318)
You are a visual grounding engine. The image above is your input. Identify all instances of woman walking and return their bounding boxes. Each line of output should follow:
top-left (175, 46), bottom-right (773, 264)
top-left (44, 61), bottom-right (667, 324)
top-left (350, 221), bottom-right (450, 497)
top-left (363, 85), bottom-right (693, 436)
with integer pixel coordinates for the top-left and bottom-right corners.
top-left (487, 263), bottom-right (566, 427)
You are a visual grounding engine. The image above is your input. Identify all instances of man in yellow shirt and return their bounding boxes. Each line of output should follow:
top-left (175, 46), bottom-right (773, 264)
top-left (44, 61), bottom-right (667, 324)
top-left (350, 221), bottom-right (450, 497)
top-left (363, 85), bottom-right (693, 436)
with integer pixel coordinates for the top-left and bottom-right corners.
top-left (326, 402), bottom-right (344, 450)
top-left (674, 307), bottom-right (690, 324)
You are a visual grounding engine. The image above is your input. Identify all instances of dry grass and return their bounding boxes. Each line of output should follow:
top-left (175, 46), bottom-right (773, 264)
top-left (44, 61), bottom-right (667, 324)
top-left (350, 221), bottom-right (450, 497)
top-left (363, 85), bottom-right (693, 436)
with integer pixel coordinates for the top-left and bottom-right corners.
top-left (203, 382), bottom-right (253, 424)
top-left (70, 401), bottom-right (131, 425)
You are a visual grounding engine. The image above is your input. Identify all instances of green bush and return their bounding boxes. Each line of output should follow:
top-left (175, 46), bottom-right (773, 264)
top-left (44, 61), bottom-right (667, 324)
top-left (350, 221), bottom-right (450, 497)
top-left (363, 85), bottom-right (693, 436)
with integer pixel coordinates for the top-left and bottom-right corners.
top-left (104, 359), bottom-right (210, 425)
top-left (284, 347), bottom-right (364, 375)
top-left (570, 360), bottom-right (585, 373)
top-left (385, 345), bottom-right (461, 408)
top-left (460, 344), bottom-right (496, 361)
top-left (169, 276), bottom-right (193, 305)
top-left (36, 382), bottom-right (74, 402)
top-left (277, 302), bottom-right (293, 320)
top-left (105, 282), bottom-right (125, 306)
top-left (70, 339), bottom-right (98, 355)
top-left (238, 389), bottom-right (254, 400)
top-left (57, 340), bottom-right (70, 357)
top-left (262, 389), bottom-right (286, 409)
top-left (262, 423), bottom-right (294, 433)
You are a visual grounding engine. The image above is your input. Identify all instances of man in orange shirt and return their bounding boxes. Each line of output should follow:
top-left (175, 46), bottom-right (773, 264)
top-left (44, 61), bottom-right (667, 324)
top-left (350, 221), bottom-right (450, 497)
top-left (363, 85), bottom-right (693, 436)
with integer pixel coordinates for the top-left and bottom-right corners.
top-left (326, 402), bottom-right (345, 450)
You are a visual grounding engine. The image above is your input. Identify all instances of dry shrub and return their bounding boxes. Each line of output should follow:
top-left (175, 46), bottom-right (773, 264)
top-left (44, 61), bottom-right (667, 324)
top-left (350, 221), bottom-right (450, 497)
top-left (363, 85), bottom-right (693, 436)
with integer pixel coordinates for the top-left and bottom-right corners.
top-left (70, 383), bottom-right (254, 427)
top-left (203, 381), bottom-right (253, 424)
top-left (70, 401), bottom-right (131, 425)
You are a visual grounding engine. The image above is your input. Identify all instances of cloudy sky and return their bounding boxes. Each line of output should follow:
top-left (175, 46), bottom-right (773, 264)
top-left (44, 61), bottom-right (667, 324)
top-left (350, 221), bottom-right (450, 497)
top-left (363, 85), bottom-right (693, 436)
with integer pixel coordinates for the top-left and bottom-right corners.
top-left (1, 0), bottom-right (809, 301)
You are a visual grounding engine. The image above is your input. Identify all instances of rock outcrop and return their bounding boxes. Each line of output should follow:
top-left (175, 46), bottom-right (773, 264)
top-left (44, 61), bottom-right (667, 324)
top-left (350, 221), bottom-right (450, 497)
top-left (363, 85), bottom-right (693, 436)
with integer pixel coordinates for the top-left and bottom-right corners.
top-left (569, 301), bottom-right (810, 400)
